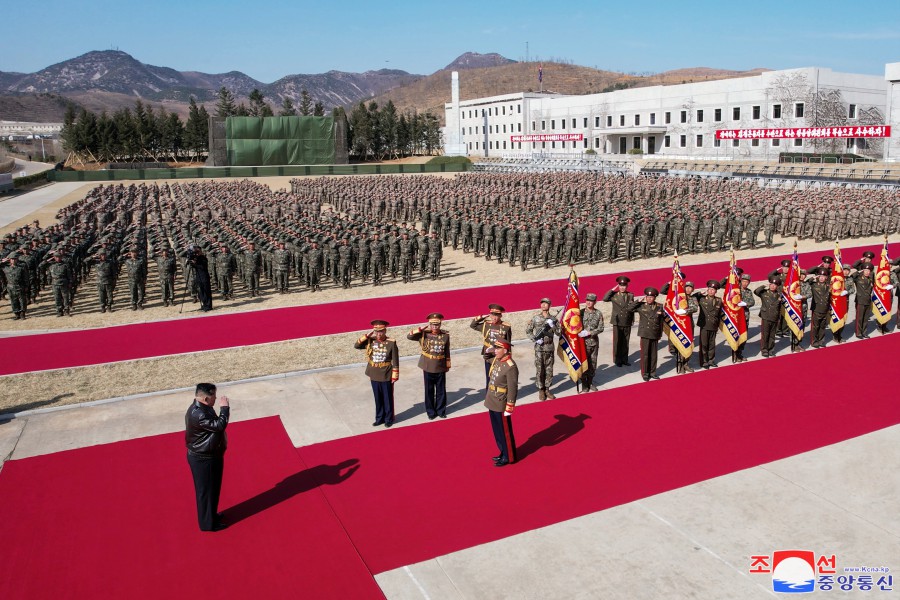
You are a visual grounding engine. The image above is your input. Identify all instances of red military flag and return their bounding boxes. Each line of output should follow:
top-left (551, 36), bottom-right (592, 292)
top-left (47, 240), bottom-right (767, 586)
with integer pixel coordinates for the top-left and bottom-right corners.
top-left (829, 243), bottom-right (848, 332)
top-left (781, 242), bottom-right (805, 340)
top-left (663, 255), bottom-right (693, 359)
top-left (720, 250), bottom-right (747, 351)
top-left (557, 268), bottom-right (588, 381)
top-left (872, 237), bottom-right (893, 325)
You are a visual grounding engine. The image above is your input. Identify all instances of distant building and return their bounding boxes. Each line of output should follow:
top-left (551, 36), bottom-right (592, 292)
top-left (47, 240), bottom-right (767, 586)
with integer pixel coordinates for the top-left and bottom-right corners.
top-left (445, 64), bottom-right (895, 161)
top-left (0, 121), bottom-right (63, 140)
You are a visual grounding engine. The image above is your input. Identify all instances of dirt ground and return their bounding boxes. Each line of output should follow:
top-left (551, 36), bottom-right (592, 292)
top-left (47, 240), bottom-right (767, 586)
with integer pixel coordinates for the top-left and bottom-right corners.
top-left (0, 175), bottom-right (888, 413)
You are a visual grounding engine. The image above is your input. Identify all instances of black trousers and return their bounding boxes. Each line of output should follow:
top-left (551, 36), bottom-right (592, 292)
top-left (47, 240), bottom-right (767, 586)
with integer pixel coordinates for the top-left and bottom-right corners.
top-left (187, 452), bottom-right (224, 531)
top-left (370, 380), bottom-right (395, 424)
top-left (612, 325), bottom-right (630, 366)
top-left (423, 371), bottom-right (447, 417)
top-left (489, 410), bottom-right (517, 463)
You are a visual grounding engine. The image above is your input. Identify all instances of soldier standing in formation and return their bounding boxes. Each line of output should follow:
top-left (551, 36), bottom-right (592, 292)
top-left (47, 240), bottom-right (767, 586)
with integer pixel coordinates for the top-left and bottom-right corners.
top-left (47, 252), bottom-right (73, 316)
top-left (625, 287), bottom-right (665, 381)
top-left (577, 292), bottom-right (604, 392)
top-left (157, 248), bottom-right (177, 306)
top-left (603, 276), bottom-right (635, 367)
top-left (833, 265), bottom-right (854, 344)
top-left (484, 339), bottom-right (518, 467)
top-left (273, 241), bottom-right (292, 293)
top-left (93, 251), bottom-right (116, 313)
top-left (852, 263), bottom-right (874, 338)
top-left (407, 313), bottom-right (451, 420)
top-left (525, 297), bottom-right (560, 401)
top-left (809, 267), bottom-right (833, 348)
top-left (697, 280), bottom-right (723, 369)
top-left (733, 273), bottom-right (755, 363)
top-left (470, 304), bottom-right (512, 385)
top-left (243, 242), bottom-right (262, 297)
top-left (215, 246), bottom-right (236, 300)
top-left (122, 248), bottom-right (147, 310)
top-left (354, 319), bottom-right (399, 428)
top-left (755, 275), bottom-right (782, 358)
top-left (3, 255), bottom-right (29, 319)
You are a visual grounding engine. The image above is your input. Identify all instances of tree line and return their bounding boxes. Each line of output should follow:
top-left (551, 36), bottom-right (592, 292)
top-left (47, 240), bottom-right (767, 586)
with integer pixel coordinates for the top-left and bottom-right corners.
top-left (60, 86), bottom-right (444, 164)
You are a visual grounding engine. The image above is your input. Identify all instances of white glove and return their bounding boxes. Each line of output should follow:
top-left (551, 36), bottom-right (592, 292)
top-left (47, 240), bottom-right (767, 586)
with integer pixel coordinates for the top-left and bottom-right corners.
top-left (792, 294), bottom-right (802, 301)
top-left (578, 330), bottom-right (589, 338)
top-left (886, 284), bottom-right (894, 290)
top-left (675, 309), bottom-right (687, 315)
top-left (545, 318), bottom-right (554, 326)
top-left (738, 301), bottom-right (747, 307)
top-left (841, 290), bottom-right (849, 296)
top-left (503, 411), bottom-right (512, 417)
top-left (535, 339), bottom-right (544, 345)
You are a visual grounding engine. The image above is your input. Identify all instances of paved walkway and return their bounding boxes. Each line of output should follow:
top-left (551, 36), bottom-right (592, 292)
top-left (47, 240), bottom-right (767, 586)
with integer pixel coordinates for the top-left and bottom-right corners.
top-left (0, 181), bottom-right (85, 229)
top-left (1, 325), bottom-right (896, 598)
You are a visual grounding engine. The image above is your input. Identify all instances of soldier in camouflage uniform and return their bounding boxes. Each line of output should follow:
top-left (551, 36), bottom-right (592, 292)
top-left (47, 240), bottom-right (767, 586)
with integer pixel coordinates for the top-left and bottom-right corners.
top-left (763, 210), bottom-right (777, 248)
top-left (273, 241), bottom-right (292, 293)
top-left (214, 246), bottom-right (236, 300)
top-left (2, 255), bottom-right (29, 319)
top-left (243, 242), bottom-right (262, 297)
top-left (525, 297), bottom-right (561, 401)
top-left (732, 273), bottom-right (755, 362)
top-left (516, 224), bottom-right (530, 271)
top-left (92, 251), bottom-right (116, 313)
top-left (47, 252), bottom-right (74, 316)
top-left (122, 248), bottom-right (147, 310)
top-left (338, 238), bottom-right (354, 288)
top-left (427, 230), bottom-right (442, 280)
top-left (370, 233), bottom-right (386, 286)
top-left (578, 292), bottom-right (604, 392)
top-left (156, 248), bottom-right (177, 306)
top-left (307, 240), bottom-right (324, 292)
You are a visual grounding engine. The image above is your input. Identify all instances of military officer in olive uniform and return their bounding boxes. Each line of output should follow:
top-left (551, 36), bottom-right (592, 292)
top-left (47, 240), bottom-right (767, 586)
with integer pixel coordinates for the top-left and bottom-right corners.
top-left (354, 319), bottom-right (399, 428)
top-left (603, 276), bottom-right (635, 367)
top-left (754, 276), bottom-right (782, 357)
top-left (408, 313), bottom-right (451, 419)
top-left (470, 304), bottom-right (513, 385)
top-left (852, 263), bottom-right (875, 338)
top-left (697, 280), bottom-right (723, 368)
top-left (733, 273), bottom-right (755, 363)
top-left (525, 297), bottom-right (561, 401)
top-left (625, 287), bottom-right (665, 381)
top-left (578, 292), bottom-right (605, 392)
top-left (833, 265), bottom-right (854, 344)
top-left (484, 339), bottom-right (518, 467)
top-left (809, 267), bottom-right (833, 348)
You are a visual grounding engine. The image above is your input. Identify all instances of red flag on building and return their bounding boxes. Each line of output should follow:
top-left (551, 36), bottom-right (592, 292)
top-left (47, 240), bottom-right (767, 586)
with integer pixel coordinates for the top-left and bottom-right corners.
top-left (720, 250), bottom-right (747, 350)
top-left (780, 242), bottom-right (805, 340)
top-left (872, 238), bottom-right (893, 325)
top-left (663, 255), bottom-right (693, 358)
top-left (557, 268), bottom-right (588, 381)
top-left (829, 243), bottom-right (848, 333)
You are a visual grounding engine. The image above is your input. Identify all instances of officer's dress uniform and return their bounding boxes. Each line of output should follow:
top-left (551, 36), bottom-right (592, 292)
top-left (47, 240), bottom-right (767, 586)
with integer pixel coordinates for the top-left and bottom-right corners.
top-left (603, 278), bottom-right (635, 367)
top-left (470, 306), bottom-right (512, 384)
top-left (809, 272), bottom-right (832, 348)
top-left (754, 279), bottom-right (782, 357)
top-left (697, 285), bottom-right (723, 368)
top-left (625, 290), bottom-right (665, 381)
top-left (485, 350), bottom-right (519, 465)
top-left (354, 324), bottom-right (400, 427)
top-left (408, 317), bottom-right (451, 419)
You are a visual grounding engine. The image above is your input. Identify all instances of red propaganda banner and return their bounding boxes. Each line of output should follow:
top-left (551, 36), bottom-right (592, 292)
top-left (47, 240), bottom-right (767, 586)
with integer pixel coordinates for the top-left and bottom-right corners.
top-left (662, 256), bottom-right (693, 359)
top-left (719, 250), bottom-right (747, 351)
top-left (872, 239), bottom-right (893, 325)
top-left (557, 269), bottom-right (588, 382)
top-left (715, 126), bottom-right (891, 140)
top-left (780, 243), bottom-right (805, 340)
top-left (511, 134), bottom-right (585, 143)
top-left (829, 243), bottom-right (848, 333)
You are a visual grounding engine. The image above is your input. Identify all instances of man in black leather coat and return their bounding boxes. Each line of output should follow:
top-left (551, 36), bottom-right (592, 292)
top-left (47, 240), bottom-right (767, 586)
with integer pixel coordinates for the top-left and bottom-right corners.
top-left (185, 382), bottom-right (230, 531)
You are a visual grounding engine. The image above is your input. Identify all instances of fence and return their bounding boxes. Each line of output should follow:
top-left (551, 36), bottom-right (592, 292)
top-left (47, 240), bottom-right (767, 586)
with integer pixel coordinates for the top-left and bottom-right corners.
top-left (46, 162), bottom-right (469, 182)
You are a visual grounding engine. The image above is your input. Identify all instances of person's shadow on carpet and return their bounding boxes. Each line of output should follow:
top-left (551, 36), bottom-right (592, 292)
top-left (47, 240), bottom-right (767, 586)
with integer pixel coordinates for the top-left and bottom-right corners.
top-left (517, 413), bottom-right (591, 461)
top-left (224, 458), bottom-right (360, 525)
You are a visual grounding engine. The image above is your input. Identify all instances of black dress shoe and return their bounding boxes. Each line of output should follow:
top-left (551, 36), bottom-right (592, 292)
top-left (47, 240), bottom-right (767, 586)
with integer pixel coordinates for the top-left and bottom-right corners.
top-left (494, 458), bottom-right (509, 467)
top-left (384, 421), bottom-right (394, 428)
top-left (427, 414), bottom-right (436, 420)
top-left (642, 376), bottom-right (650, 382)
top-left (372, 421), bottom-right (384, 427)
top-left (492, 455), bottom-right (502, 462)
top-left (439, 414), bottom-right (447, 419)
top-left (623, 361), bottom-right (631, 366)
top-left (650, 375), bottom-right (660, 380)
top-left (212, 522), bottom-right (228, 532)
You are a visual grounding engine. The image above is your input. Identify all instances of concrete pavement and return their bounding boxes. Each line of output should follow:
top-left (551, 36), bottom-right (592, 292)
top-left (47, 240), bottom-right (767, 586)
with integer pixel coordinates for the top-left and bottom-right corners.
top-left (1, 323), bottom-right (897, 599)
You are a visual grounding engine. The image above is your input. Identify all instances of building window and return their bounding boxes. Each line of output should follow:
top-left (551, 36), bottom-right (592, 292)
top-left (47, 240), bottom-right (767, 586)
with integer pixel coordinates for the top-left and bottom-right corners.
top-left (468, 142), bottom-right (472, 150)
top-left (551, 119), bottom-right (556, 129)
top-left (633, 136), bottom-right (640, 149)
top-left (571, 118), bottom-right (576, 128)
top-left (714, 139), bottom-right (721, 148)
top-left (595, 116), bottom-right (600, 127)
top-left (679, 135), bottom-right (686, 148)
top-left (772, 104), bottom-right (781, 119)
top-left (772, 139), bottom-right (780, 147)
top-left (697, 109), bottom-right (704, 123)
top-left (583, 138), bottom-right (587, 148)
top-left (733, 107), bottom-right (741, 120)
top-left (551, 142), bottom-right (556, 148)
top-left (696, 134), bottom-right (703, 147)
top-left (634, 114), bottom-right (640, 126)
top-left (583, 117), bottom-right (588, 128)
top-left (518, 142), bottom-right (522, 149)
top-left (714, 108), bottom-right (722, 121)
top-left (751, 139), bottom-right (759, 147)
top-left (468, 127), bottom-right (472, 134)
top-left (620, 115), bottom-right (625, 126)
top-left (489, 125), bottom-right (493, 134)
top-left (607, 115), bottom-right (613, 127)
top-left (794, 138), bottom-right (803, 147)
top-left (795, 103), bottom-right (804, 118)
top-left (541, 120), bottom-right (546, 130)
top-left (665, 111), bottom-right (671, 124)
top-left (532, 121), bottom-right (536, 130)
top-left (476, 142), bottom-right (479, 149)
top-left (518, 104), bottom-right (521, 114)
top-left (502, 106), bottom-right (506, 115)
top-left (489, 108), bottom-right (492, 116)
top-left (752, 105), bottom-right (760, 120)
top-left (732, 139), bottom-right (739, 147)
top-left (664, 135), bottom-right (671, 147)
top-left (502, 124), bottom-right (506, 133)
top-left (650, 112), bottom-right (656, 125)
top-left (475, 126), bottom-right (479, 134)
top-left (489, 141), bottom-right (492, 149)
top-left (595, 137), bottom-right (600, 148)
top-left (680, 110), bottom-right (687, 123)
top-left (517, 123), bottom-right (521, 132)
top-left (848, 104), bottom-right (857, 119)
top-left (503, 141), bottom-right (507, 149)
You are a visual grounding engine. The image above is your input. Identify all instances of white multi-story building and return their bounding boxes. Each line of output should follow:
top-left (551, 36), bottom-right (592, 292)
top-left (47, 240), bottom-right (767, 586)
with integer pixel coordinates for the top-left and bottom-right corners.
top-left (445, 64), bottom-right (895, 160)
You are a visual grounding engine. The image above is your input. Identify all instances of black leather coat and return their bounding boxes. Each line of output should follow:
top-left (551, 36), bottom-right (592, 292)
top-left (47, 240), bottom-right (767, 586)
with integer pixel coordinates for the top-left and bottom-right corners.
top-left (185, 401), bottom-right (229, 457)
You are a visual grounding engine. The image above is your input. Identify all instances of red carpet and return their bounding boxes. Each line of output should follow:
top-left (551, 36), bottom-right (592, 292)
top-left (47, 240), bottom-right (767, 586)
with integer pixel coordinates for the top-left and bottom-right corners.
top-left (0, 417), bottom-right (383, 600)
top-left (0, 242), bottom-right (895, 375)
top-left (298, 332), bottom-right (900, 574)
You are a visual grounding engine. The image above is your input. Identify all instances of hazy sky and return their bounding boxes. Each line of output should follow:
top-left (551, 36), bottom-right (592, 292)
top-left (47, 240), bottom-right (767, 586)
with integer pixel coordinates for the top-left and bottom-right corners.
top-left (3, 0), bottom-right (898, 82)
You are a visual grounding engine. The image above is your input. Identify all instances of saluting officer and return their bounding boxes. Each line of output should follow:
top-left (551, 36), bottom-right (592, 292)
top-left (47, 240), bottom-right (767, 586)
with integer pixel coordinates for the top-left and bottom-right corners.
top-left (470, 304), bottom-right (513, 384)
top-left (354, 319), bottom-right (399, 428)
top-left (852, 263), bottom-right (875, 339)
top-left (809, 267), bottom-right (833, 348)
top-left (603, 276), bottom-right (635, 367)
top-left (625, 287), bottom-right (665, 381)
top-left (697, 280), bottom-right (723, 369)
top-left (754, 276), bottom-right (782, 358)
top-left (484, 339), bottom-right (518, 467)
top-left (408, 313), bottom-right (451, 420)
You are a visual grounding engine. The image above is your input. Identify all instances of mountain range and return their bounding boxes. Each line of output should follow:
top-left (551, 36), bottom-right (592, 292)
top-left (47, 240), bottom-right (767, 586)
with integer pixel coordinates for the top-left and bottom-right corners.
top-left (0, 50), bottom-right (766, 123)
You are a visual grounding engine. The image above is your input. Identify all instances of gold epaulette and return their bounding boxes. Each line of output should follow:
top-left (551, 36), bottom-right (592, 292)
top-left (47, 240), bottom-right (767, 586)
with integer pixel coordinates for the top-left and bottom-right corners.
top-left (507, 359), bottom-right (516, 368)
top-left (386, 337), bottom-right (396, 342)
top-left (502, 321), bottom-right (511, 327)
